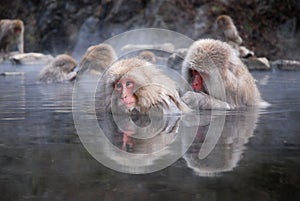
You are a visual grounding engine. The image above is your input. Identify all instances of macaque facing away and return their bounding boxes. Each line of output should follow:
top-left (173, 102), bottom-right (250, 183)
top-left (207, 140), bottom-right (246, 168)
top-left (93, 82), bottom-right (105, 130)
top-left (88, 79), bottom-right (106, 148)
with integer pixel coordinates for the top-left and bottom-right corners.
top-left (104, 58), bottom-right (190, 113)
top-left (78, 43), bottom-right (117, 76)
top-left (182, 39), bottom-right (265, 110)
top-left (38, 54), bottom-right (77, 83)
top-left (0, 19), bottom-right (24, 54)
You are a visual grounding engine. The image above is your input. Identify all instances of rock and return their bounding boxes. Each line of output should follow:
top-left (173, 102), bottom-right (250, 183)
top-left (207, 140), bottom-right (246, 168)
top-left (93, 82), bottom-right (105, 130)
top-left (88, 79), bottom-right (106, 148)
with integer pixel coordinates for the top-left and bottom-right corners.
top-left (9, 53), bottom-right (54, 65)
top-left (271, 59), bottom-right (300, 70)
top-left (242, 57), bottom-right (271, 70)
top-left (239, 46), bottom-right (255, 58)
top-left (121, 43), bottom-right (175, 53)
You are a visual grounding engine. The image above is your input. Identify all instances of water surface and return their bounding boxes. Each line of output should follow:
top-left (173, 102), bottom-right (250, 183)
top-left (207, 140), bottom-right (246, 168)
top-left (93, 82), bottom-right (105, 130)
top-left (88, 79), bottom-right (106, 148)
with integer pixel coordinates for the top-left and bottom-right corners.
top-left (0, 63), bottom-right (299, 200)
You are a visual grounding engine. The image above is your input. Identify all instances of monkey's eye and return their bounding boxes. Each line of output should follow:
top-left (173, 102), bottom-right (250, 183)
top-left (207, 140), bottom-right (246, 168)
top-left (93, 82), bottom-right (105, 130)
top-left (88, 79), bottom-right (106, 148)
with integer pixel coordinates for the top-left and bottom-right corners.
top-left (114, 82), bottom-right (123, 91)
top-left (126, 81), bottom-right (134, 88)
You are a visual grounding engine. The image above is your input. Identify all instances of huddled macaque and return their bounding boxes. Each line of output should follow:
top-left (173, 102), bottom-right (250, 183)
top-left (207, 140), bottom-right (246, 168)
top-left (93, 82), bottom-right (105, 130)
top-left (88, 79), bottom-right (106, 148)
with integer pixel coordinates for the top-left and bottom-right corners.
top-left (38, 54), bottom-right (77, 83)
top-left (0, 19), bottom-right (24, 54)
top-left (182, 39), bottom-right (265, 110)
top-left (103, 58), bottom-right (190, 113)
top-left (78, 43), bottom-right (117, 76)
top-left (138, 50), bottom-right (156, 64)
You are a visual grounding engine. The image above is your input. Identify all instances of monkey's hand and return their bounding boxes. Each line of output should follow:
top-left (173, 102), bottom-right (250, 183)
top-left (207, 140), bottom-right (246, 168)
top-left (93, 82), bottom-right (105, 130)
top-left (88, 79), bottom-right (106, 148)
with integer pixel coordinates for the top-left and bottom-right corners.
top-left (66, 71), bottom-right (77, 81)
top-left (182, 91), bottom-right (233, 110)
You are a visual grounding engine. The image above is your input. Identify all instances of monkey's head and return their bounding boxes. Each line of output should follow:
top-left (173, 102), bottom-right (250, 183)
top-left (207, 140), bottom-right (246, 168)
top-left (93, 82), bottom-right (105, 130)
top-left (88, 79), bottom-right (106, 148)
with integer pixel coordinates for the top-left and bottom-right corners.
top-left (53, 54), bottom-right (77, 73)
top-left (138, 50), bottom-right (156, 64)
top-left (216, 15), bottom-right (233, 30)
top-left (12, 20), bottom-right (24, 35)
top-left (79, 44), bottom-right (117, 74)
top-left (182, 39), bottom-right (232, 94)
top-left (106, 58), bottom-right (185, 113)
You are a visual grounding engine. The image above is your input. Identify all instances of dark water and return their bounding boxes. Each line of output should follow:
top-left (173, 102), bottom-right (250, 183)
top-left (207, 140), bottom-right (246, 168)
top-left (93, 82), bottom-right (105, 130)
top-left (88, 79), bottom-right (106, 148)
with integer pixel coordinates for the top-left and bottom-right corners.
top-left (0, 63), bottom-right (300, 201)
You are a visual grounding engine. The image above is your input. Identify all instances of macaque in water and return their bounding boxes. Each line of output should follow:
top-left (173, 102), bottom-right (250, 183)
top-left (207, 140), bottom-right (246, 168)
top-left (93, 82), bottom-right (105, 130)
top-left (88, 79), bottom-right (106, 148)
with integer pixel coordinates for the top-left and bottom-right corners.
top-left (182, 39), bottom-right (265, 110)
top-left (78, 43), bottom-right (117, 76)
top-left (0, 19), bottom-right (24, 54)
top-left (137, 50), bottom-right (156, 64)
top-left (104, 58), bottom-right (190, 113)
top-left (38, 54), bottom-right (77, 83)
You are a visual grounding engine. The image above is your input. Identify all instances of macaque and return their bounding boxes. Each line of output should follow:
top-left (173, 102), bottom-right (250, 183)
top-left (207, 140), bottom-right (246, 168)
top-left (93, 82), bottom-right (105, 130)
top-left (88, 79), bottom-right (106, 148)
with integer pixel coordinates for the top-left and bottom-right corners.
top-left (216, 15), bottom-right (242, 46)
top-left (78, 43), bottom-right (117, 75)
top-left (104, 58), bottom-right (190, 113)
top-left (38, 54), bottom-right (77, 83)
top-left (182, 39), bottom-right (265, 110)
top-left (0, 19), bottom-right (24, 54)
top-left (138, 50), bottom-right (156, 64)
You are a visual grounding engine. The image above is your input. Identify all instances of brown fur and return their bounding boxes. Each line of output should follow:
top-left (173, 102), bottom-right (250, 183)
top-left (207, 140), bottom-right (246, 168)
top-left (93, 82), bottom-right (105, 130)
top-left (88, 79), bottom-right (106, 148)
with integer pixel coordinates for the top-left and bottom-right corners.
top-left (138, 50), bottom-right (156, 63)
top-left (216, 15), bottom-right (243, 46)
top-left (0, 19), bottom-right (24, 53)
top-left (182, 39), bottom-right (263, 109)
top-left (78, 43), bottom-right (117, 75)
top-left (105, 58), bottom-right (190, 113)
top-left (39, 54), bottom-right (77, 83)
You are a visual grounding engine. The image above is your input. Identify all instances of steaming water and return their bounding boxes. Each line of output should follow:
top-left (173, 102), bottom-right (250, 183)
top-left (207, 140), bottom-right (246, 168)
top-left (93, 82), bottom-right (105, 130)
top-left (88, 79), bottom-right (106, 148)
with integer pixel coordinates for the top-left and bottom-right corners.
top-left (0, 62), bottom-right (300, 200)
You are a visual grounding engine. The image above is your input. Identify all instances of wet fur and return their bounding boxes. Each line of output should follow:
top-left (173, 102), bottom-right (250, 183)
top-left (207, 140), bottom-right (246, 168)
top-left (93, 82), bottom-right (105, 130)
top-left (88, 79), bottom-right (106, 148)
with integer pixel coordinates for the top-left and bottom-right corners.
top-left (39, 54), bottom-right (77, 83)
top-left (182, 39), bottom-right (263, 109)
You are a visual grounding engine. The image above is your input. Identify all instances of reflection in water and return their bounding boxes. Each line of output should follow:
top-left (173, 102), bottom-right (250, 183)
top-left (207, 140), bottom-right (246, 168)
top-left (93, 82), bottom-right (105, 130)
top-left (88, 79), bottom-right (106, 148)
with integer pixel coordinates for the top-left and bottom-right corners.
top-left (1, 63), bottom-right (300, 200)
top-left (184, 110), bottom-right (258, 176)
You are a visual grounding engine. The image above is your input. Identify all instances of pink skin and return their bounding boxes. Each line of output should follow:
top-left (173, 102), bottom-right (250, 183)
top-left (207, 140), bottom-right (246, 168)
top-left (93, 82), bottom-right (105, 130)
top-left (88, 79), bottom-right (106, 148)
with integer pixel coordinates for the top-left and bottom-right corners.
top-left (114, 78), bottom-right (137, 109)
top-left (191, 70), bottom-right (204, 92)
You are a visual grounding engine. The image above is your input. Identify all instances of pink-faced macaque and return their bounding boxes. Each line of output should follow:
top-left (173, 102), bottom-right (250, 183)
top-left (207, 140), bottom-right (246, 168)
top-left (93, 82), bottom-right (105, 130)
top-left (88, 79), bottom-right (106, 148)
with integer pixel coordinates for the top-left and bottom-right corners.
top-left (182, 39), bottom-right (267, 110)
top-left (104, 58), bottom-right (191, 113)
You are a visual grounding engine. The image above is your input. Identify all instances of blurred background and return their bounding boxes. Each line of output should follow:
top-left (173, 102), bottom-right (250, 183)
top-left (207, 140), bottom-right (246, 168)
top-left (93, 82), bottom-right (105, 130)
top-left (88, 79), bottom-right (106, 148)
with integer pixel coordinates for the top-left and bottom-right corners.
top-left (0, 0), bottom-right (299, 60)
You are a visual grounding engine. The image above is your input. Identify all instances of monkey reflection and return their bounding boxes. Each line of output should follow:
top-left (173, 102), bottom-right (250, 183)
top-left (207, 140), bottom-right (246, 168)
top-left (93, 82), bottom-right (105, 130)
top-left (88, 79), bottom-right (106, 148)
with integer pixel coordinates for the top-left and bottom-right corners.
top-left (184, 110), bottom-right (258, 176)
top-left (78, 43), bottom-right (117, 76)
top-left (0, 19), bottom-right (24, 55)
top-left (104, 58), bottom-right (190, 113)
top-left (38, 54), bottom-right (77, 83)
top-left (182, 39), bottom-right (266, 110)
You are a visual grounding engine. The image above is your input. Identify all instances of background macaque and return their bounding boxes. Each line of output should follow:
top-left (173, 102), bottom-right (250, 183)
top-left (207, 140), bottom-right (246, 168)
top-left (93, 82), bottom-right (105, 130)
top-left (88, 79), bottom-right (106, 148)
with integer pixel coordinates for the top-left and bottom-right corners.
top-left (216, 15), bottom-right (255, 58)
top-left (104, 58), bottom-right (190, 113)
top-left (137, 50), bottom-right (156, 64)
top-left (0, 19), bottom-right (24, 54)
top-left (216, 15), bottom-right (242, 46)
top-left (182, 39), bottom-right (265, 110)
top-left (38, 54), bottom-right (77, 83)
top-left (78, 43), bottom-right (117, 76)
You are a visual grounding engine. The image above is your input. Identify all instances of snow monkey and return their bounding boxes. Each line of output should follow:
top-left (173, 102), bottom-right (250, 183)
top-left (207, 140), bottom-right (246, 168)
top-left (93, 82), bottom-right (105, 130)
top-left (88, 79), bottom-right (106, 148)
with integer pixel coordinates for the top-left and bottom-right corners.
top-left (78, 43), bottom-right (117, 76)
top-left (181, 39), bottom-right (266, 110)
top-left (0, 19), bottom-right (24, 54)
top-left (137, 50), bottom-right (156, 64)
top-left (38, 54), bottom-right (77, 83)
top-left (104, 58), bottom-right (191, 113)
top-left (216, 15), bottom-right (243, 46)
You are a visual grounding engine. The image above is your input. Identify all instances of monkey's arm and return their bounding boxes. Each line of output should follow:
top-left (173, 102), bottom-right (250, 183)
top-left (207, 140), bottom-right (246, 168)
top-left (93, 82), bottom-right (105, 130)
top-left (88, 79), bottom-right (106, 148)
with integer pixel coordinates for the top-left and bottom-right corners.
top-left (66, 71), bottom-right (77, 81)
top-left (182, 91), bottom-right (233, 110)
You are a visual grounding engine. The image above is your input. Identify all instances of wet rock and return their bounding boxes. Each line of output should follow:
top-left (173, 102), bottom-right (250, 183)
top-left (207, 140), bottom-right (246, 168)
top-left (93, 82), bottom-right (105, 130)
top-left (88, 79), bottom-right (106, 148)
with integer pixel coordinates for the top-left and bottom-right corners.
top-left (121, 43), bottom-right (175, 53)
top-left (242, 57), bottom-right (271, 70)
top-left (9, 53), bottom-right (54, 65)
top-left (271, 59), bottom-right (300, 70)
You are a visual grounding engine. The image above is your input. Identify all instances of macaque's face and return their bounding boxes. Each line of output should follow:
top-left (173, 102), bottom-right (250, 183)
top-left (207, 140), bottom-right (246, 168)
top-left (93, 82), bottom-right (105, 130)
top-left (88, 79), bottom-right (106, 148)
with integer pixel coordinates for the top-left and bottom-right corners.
top-left (191, 69), bottom-right (204, 92)
top-left (114, 78), bottom-right (137, 109)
